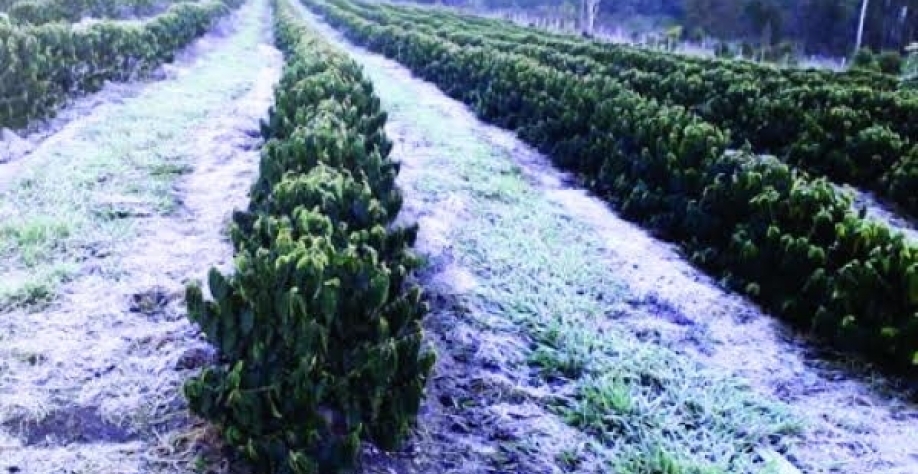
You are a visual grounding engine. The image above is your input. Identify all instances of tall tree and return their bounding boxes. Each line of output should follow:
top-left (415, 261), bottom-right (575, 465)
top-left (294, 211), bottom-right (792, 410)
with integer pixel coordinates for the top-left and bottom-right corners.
top-left (796, 0), bottom-right (853, 54)
top-left (581, 0), bottom-right (601, 35)
top-left (744, 0), bottom-right (784, 45)
top-left (684, 0), bottom-right (742, 38)
top-left (448, 0), bottom-right (915, 56)
top-left (855, 0), bottom-right (869, 51)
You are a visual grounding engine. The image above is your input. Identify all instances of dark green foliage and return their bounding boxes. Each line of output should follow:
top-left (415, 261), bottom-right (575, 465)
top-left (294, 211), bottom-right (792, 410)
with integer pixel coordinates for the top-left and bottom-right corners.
top-left (9, 0), bottom-right (63, 24)
top-left (326, 0), bottom-right (918, 221)
top-left (687, 27), bottom-right (705, 43)
top-left (0, 0), bottom-right (241, 129)
top-left (884, 146), bottom-right (918, 215)
top-left (306, 0), bottom-right (918, 375)
top-left (7, 0), bottom-right (176, 24)
top-left (852, 47), bottom-right (878, 71)
top-left (877, 50), bottom-right (904, 76)
top-left (184, 1), bottom-right (433, 472)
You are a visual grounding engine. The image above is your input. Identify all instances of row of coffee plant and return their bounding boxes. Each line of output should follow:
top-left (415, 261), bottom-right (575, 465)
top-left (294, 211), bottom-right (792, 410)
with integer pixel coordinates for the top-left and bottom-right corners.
top-left (345, 0), bottom-right (901, 93)
top-left (334, 0), bottom-right (918, 220)
top-left (347, 0), bottom-right (915, 140)
top-left (183, 0), bottom-right (433, 472)
top-left (306, 0), bottom-right (918, 375)
top-left (4, 0), bottom-right (182, 25)
top-left (0, 0), bottom-right (241, 129)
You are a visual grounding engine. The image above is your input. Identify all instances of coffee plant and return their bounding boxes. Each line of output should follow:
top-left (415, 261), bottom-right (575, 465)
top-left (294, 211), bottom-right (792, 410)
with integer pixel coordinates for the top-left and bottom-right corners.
top-left (0, 0), bottom-right (242, 129)
top-left (7, 0), bottom-right (172, 24)
top-left (327, 0), bottom-right (918, 220)
top-left (184, 1), bottom-right (434, 472)
top-left (305, 0), bottom-right (918, 376)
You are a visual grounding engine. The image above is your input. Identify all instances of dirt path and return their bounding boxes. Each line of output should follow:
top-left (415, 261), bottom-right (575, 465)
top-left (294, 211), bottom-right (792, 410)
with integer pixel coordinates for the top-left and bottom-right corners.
top-left (0, 1), bottom-right (282, 472)
top-left (292, 5), bottom-right (918, 474)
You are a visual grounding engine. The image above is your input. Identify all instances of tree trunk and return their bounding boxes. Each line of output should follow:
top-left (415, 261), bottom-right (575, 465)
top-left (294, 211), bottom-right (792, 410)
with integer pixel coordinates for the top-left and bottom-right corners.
top-left (582, 0), bottom-right (600, 36)
top-left (855, 0), bottom-right (870, 52)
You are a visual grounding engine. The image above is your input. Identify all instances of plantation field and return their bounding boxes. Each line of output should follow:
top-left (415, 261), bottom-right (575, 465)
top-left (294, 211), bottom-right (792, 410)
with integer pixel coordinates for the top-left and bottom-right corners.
top-left (0, 0), bottom-right (244, 131)
top-left (1, 0), bottom-right (918, 473)
top-left (1, 0), bottom-right (189, 24)
top-left (332, 0), bottom-right (918, 219)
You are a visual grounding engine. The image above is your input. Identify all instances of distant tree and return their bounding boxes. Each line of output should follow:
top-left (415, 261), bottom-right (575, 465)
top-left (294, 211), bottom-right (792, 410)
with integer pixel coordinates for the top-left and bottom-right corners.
top-left (744, 0), bottom-right (783, 45)
top-left (580, 0), bottom-right (601, 36)
top-left (687, 26), bottom-right (705, 43)
top-left (904, 43), bottom-right (918, 88)
top-left (854, 0), bottom-right (869, 52)
top-left (683, 0), bottom-right (742, 38)
top-left (877, 50), bottom-right (903, 74)
top-left (797, 0), bottom-right (853, 54)
top-left (858, 0), bottom-right (915, 53)
top-left (714, 41), bottom-right (731, 57)
top-left (446, 0), bottom-right (916, 57)
top-left (664, 25), bottom-right (682, 49)
top-left (851, 47), bottom-right (878, 71)
top-left (740, 41), bottom-right (756, 58)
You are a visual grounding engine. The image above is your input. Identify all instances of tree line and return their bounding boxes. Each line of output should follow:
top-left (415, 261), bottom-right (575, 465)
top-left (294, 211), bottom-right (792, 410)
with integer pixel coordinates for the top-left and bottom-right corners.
top-left (414, 0), bottom-right (917, 57)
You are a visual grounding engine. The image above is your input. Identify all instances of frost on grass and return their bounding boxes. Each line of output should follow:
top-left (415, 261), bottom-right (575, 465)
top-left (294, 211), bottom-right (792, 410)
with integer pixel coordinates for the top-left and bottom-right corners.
top-left (0, 1), bottom-right (282, 473)
top-left (297, 7), bottom-right (918, 473)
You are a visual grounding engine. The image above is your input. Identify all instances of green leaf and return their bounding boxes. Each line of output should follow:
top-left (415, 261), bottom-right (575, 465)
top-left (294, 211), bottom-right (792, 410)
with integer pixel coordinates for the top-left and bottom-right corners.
top-left (208, 268), bottom-right (228, 301)
top-left (240, 308), bottom-right (254, 335)
top-left (908, 265), bottom-right (918, 305)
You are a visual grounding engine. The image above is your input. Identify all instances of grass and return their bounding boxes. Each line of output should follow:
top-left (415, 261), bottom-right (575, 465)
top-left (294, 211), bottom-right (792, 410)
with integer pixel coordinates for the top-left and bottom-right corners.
top-left (0, 7), bottom-right (264, 311)
top-left (453, 190), bottom-right (802, 473)
top-left (342, 40), bottom-right (807, 473)
top-left (1, 1), bottom-right (276, 473)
